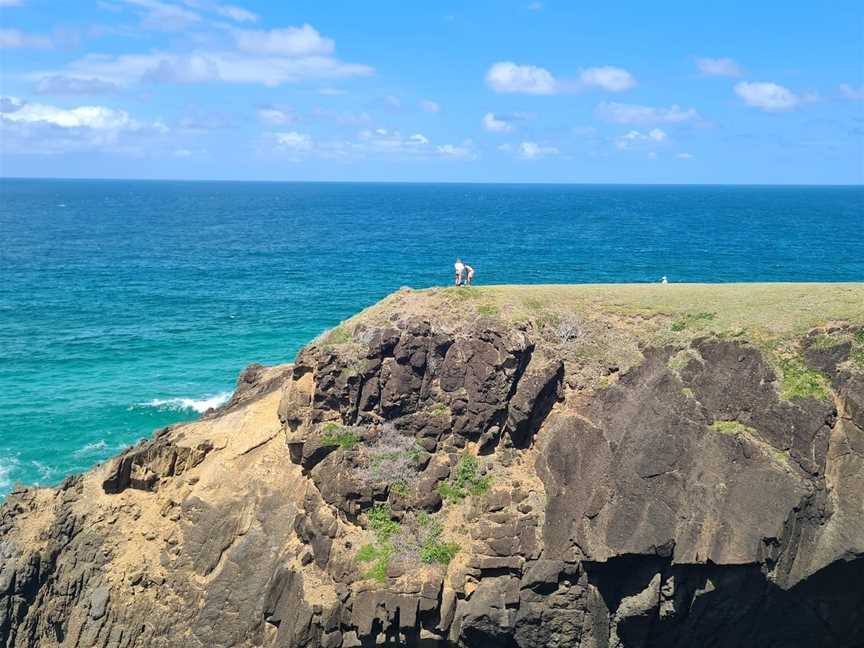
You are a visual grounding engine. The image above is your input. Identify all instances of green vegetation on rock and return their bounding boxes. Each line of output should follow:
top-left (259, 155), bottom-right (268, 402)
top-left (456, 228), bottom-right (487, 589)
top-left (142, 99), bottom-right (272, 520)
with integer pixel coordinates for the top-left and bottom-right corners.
top-left (321, 424), bottom-right (361, 450)
top-left (419, 519), bottom-right (460, 565)
top-left (778, 357), bottom-right (832, 401)
top-left (438, 453), bottom-right (491, 503)
top-left (709, 420), bottom-right (757, 435)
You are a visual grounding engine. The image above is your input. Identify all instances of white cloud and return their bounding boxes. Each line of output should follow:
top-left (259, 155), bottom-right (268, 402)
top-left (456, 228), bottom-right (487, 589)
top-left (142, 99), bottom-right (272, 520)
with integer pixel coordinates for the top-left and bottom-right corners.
top-left (274, 131), bottom-right (313, 151)
top-left (257, 107), bottom-right (295, 125)
top-left (485, 61), bottom-right (557, 95)
top-left (596, 101), bottom-right (699, 124)
top-left (312, 107), bottom-right (370, 126)
top-left (409, 133), bottom-right (429, 144)
top-left (436, 141), bottom-right (475, 159)
top-left (34, 75), bottom-right (119, 95)
top-left (318, 87), bottom-right (346, 96)
top-left (0, 0), bottom-right (24, 6)
top-left (696, 57), bottom-right (742, 77)
top-left (839, 83), bottom-right (864, 101)
top-left (419, 99), bottom-right (440, 113)
top-left (734, 81), bottom-right (802, 111)
top-left (233, 24), bottom-right (334, 56)
top-left (676, 152), bottom-right (694, 159)
top-left (579, 66), bottom-right (636, 92)
top-left (43, 48), bottom-right (373, 87)
top-left (527, 1), bottom-right (542, 9)
top-left (0, 95), bottom-right (168, 153)
top-left (121, 0), bottom-right (201, 32)
top-left (384, 95), bottom-right (401, 109)
top-left (215, 4), bottom-right (258, 22)
top-left (482, 112), bottom-right (513, 133)
top-left (519, 141), bottom-right (558, 159)
top-left (0, 29), bottom-right (53, 49)
top-left (615, 128), bottom-right (666, 150)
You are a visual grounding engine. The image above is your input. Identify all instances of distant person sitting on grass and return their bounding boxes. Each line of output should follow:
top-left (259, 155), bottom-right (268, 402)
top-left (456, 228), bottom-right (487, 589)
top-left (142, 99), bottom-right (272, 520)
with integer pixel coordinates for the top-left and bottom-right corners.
top-left (454, 258), bottom-right (465, 286)
top-left (464, 263), bottom-right (475, 286)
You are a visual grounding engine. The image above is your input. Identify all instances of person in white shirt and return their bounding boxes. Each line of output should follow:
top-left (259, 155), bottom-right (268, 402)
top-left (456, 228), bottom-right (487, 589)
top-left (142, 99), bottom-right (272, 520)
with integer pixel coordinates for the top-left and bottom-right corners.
top-left (454, 258), bottom-right (465, 286)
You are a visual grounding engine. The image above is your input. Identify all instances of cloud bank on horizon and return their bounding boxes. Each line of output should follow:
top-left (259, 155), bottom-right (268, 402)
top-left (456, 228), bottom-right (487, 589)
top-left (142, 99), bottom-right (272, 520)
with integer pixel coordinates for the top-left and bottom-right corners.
top-left (0, 0), bottom-right (861, 183)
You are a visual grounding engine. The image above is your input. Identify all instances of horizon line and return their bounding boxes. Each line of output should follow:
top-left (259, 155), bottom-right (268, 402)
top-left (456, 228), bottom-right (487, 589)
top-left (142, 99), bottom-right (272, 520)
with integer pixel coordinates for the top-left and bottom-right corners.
top-left (1, 176), bottom-right (862, 188)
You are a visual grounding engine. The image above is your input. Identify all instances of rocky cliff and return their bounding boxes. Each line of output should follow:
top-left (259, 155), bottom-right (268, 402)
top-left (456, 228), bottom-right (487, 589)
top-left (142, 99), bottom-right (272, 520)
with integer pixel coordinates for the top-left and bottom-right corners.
top-left (2, 284), bottom-right (864, 648)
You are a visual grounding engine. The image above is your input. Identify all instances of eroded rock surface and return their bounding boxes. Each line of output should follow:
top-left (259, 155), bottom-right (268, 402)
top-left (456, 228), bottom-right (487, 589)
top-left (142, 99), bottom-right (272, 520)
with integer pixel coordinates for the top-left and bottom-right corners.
top-left (2, 291), bottom-right (863, 648)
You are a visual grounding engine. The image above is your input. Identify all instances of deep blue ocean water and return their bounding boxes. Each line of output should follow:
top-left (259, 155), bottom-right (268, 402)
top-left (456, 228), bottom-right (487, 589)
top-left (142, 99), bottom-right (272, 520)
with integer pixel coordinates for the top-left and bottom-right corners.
top-left (1, 179), bottom-right (862, 495)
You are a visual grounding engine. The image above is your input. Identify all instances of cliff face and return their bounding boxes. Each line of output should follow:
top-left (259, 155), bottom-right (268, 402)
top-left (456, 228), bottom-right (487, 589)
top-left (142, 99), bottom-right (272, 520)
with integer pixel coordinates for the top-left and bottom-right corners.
top-left (2, 285), bottom-right (864, 648)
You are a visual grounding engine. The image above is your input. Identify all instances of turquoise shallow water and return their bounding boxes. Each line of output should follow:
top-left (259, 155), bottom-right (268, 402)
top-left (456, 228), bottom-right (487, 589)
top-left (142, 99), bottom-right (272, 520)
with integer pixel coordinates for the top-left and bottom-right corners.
top-left (1, 179), bottom-right (862, 495)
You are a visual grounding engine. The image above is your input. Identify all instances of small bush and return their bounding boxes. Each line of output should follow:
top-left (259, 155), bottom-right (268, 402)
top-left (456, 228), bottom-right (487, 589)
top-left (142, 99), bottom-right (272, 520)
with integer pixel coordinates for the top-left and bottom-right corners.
top-left (420, 538), bottom-right (460, 565)
top-left (367, 503), bottom-right (401, 542)
top-left (437, 453), bottom-right (491, 503)
top-left (353, 424), bottom-right (421, 486)
top-left (390, 481), bottom-right (410, 497)
top-left (779, 357), bottom-right (831, 401)
top-left (555, 313), bottom-right (582, 344)
top-left (355, 543), bottom-right (378, 562)
top-left (321, 424), bottom-right (361, 450)
top-left (429, 402), bottom-right (449, 417)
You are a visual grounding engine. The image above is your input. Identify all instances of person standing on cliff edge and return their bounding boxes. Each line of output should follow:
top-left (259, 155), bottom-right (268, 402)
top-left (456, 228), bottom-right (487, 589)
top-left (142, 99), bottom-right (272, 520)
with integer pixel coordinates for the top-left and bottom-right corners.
top-left (454, 258), bottom-right (465, 286)
top-left (464, 263), bottom-right (475, 286)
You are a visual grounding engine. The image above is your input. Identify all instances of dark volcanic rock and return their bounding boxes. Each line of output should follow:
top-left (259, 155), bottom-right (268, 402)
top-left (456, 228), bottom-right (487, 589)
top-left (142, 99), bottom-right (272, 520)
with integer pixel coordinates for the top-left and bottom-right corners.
top-left (2, 294), bottom-right (863, 648)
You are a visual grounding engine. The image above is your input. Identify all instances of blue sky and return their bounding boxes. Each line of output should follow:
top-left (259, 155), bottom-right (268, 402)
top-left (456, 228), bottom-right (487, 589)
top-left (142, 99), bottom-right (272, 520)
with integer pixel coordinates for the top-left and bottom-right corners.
top-left (0, 0), bottom-right (862, 183)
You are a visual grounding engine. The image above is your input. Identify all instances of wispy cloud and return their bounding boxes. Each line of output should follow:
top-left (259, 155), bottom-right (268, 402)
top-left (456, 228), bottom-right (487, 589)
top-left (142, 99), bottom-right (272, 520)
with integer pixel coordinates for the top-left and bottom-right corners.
top-left (120, 0), bottom-right (201, 32)
top-left (839, 83), bottom-right (864, 101)
top-left (615, 128), bottom-right (667, 150)
top-left (34, 75), bottom-right (120, 95)
top-left (485, 61), bottom-right (636, 94)
top-left (40, 45), bottom-right (373, 88)
top-left (518, 141), bottom-right (558, 159)
top-left (696, 57), bottom-right (742, 77)
top-left (0, 28), bottom-right (54, 49)
top-left (596, 101), bottom-right (699, 124)
top-left (419, 99), bottom-right (440, 113)
top-left (232, 24), bottom-right (333, 56)
top-left (257, 106), bottom-right (296, 125)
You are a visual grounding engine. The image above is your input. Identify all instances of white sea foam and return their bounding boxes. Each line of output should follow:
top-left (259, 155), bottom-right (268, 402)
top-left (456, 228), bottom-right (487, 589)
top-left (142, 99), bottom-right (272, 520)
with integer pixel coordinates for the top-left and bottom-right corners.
top-left (141, 391), bottom-right (232, 414)
top-left (73, 440), bottom-right (109, 457)
top-left (0, 456), bottom-right (21, 493)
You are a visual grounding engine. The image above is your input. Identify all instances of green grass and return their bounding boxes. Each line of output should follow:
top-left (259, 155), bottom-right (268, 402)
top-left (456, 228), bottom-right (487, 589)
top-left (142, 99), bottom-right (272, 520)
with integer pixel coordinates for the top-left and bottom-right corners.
top-left (390, 481), bottom-right (410, 497)
top-left (437, 453), bottom-right (492, 503)
top-left (778, 357), bottom-right (832, 401)
top-left (355, 543), bottom-right (393, 583)
top-left (477, 303), bottom-right (500, 317)
top-left (709, 420), bottom-right (757, 435)
top-left (671, 311), bottom-right (716, 332)
top-left (367, 504), bottom-right (401, 542)
top-left (428, 402), bottom-right (450, 417)
top-left (320, 425), bottom-right (361, 450)
top-left (420, 533), bottom-right (460, 565)
top-left (326, 326), bottom-right (353, 345)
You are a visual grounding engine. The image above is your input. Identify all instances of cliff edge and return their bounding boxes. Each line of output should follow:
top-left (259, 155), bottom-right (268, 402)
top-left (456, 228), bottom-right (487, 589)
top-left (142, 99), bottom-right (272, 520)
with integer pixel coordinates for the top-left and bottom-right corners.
top-left (2, 284), bottom-right (864, 648)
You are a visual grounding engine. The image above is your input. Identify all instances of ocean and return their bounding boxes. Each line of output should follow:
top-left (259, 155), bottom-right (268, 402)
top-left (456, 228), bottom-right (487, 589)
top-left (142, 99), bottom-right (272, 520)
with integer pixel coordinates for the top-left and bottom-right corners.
top-left (1, 179), bottom-right (862, 495)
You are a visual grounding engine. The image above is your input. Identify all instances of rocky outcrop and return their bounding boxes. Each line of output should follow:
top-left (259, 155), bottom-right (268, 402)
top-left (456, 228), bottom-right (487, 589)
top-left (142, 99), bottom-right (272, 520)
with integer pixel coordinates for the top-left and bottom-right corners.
top-left (2, 289), bottom-right (863, 648)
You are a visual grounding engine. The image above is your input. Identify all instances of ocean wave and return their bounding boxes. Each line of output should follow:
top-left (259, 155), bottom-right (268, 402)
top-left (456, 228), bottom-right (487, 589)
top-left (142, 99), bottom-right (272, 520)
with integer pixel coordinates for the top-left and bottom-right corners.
top-left (0, 456), bottom-right (20, 493)
top-left (137, 391), bottom-right (232, 414)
